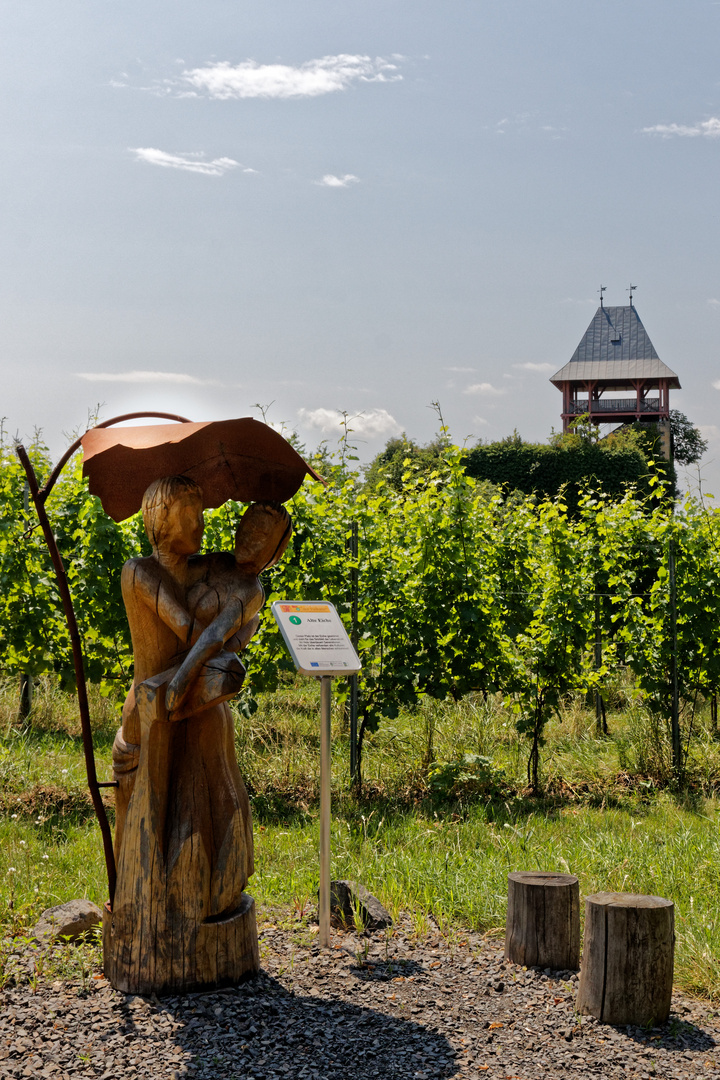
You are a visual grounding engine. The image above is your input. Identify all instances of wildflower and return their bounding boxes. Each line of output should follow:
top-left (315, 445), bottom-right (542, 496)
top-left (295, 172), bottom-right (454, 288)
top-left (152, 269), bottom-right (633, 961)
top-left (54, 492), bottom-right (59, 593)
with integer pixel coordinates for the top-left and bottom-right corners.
top-left (10, 814), bottom-right (17, 820)
top-left (19, 840), bottom-right (26, 847)
top-left (42, 854), bottom-right (49, 861)
top-left (7, 867), bottom-right (16, 873)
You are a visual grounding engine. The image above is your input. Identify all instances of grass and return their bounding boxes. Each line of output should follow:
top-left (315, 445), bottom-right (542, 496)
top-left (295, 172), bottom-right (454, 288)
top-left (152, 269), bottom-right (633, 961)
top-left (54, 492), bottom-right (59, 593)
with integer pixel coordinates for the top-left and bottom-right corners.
top-left (2, 673), bottom-right (720, 1000)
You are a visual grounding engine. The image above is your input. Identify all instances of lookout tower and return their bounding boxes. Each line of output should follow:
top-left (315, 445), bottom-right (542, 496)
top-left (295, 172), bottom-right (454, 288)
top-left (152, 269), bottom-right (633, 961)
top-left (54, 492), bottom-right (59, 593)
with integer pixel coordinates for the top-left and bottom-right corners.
top-left (549, 294), bottom-right (680, 433)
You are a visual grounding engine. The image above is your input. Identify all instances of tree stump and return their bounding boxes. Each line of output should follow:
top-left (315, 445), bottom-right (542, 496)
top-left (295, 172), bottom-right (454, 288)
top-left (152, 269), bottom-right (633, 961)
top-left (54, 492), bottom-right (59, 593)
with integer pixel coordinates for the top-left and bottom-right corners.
top-left (577, 892), bottom-right (675, 1026)
top-left (504, 871), bottom-right (580, 970)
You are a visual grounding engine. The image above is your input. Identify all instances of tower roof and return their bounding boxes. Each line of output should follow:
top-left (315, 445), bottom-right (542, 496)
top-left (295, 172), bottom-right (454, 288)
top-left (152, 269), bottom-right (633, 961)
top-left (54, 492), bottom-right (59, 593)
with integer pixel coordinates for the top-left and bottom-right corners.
top-left (550, 305), bottom-right (680, 386)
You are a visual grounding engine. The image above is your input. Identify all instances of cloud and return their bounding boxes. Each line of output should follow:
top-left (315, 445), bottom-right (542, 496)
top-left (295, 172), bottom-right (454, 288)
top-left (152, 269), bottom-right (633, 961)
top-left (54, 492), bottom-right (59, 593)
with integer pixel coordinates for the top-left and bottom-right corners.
top-left (492, 113), bottom-right (565, 138)
top-left (445, 366), bottom-right (475, 373)
top-left (167, 54), bottom-right (403, 100)
top-left (129, 148), bottom-right (250, 176)
top-left (513, 362), bottom-right (555, 373)
top-left (463, 382), bottom-right (506, 396)
top-left (642, 117), bottom-right (720, 138)
top-left (708, 299), bottom-right (720, 308)
top-left (713, 379), bottom-right (720, 390)
top-left (75, 370), bottom-right (217, 385)
top-left (298, 407), bottom-right (401, 438)
top-left (315, 174), bottom-right (360, 188)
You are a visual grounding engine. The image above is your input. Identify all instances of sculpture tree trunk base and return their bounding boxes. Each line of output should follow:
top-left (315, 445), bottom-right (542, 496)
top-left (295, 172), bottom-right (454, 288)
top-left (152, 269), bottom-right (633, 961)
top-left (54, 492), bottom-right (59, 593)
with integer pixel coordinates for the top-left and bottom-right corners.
top-left (577, 891), bottom-right (674, 1027)
top-left (102, 891), bottom-right (259, 996)
top-left (504, 871), bottom-right (580, 971)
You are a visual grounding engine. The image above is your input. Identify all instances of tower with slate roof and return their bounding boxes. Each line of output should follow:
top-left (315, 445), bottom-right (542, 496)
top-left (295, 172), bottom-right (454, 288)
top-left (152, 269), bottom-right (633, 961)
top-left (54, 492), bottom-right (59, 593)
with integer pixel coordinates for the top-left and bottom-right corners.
top-left (550, 294), bottom-right (680, 436)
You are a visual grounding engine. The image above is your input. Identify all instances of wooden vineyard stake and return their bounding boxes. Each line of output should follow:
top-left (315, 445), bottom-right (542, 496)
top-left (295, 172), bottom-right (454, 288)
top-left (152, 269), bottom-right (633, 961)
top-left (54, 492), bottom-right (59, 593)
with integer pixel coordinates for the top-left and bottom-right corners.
top-left (504, 871), bottom-right (580, 971)
top-left (577, 892), bottom-right (675, 1026)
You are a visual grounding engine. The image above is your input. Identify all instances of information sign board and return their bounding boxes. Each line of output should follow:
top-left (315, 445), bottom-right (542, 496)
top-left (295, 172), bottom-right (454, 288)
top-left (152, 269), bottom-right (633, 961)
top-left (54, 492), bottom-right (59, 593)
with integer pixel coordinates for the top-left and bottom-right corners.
top-left (271, 601), bottom-right (361, 677)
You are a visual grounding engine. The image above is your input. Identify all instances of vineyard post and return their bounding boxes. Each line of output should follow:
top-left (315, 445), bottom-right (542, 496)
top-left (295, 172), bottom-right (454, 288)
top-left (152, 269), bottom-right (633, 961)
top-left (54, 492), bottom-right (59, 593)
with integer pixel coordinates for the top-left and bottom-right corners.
top-left (349, 520), bottom-right (359, 783)
top-left (593, 593), bottom-right (606, 734)
top-left (669, 538), bottom-right (682, 782)
top-left (18, 479), bottom-right (33, 719)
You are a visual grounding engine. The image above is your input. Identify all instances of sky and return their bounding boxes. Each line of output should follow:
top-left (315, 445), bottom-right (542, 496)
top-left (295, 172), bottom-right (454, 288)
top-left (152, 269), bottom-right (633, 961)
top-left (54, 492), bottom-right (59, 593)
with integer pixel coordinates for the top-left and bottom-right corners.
top-left (2, 0), bottom-right (720, 494)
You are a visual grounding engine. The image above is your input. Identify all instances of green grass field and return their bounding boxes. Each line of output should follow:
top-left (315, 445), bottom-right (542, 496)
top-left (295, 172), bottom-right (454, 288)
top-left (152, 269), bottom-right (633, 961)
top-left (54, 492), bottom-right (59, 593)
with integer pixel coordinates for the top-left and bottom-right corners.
top-left (2, 675), bottom-right (720, 1000)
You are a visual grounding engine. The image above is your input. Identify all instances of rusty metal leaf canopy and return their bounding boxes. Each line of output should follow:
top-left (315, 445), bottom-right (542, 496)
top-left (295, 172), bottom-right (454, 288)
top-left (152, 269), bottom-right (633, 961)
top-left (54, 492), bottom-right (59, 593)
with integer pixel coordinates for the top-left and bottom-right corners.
top-left (81, 417), bottom-right (322, 522)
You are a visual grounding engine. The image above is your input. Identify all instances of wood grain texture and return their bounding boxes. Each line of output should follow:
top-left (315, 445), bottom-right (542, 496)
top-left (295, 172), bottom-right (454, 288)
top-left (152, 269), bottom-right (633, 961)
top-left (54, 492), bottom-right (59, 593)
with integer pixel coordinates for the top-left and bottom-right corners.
top-left (504, 871), bottom-right (580, 970)
top-left (104, 482), bottom-right (291, 994)
top-left (103, 892), bottom-right (259, 995)
top-left (577, 892), bottom-right (675, 1026)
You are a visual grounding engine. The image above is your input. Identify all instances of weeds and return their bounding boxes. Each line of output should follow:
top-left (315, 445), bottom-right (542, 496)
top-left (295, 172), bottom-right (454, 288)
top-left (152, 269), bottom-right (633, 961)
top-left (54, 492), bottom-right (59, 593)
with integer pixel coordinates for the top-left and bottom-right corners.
top-left (4, 677), bottom-right (720, 997)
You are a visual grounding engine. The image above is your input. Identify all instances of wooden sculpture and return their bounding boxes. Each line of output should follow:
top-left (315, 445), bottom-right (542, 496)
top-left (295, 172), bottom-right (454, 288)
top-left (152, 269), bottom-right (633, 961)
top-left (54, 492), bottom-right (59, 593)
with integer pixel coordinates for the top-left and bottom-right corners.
top-left (103, 477), bottom-right (291, 994)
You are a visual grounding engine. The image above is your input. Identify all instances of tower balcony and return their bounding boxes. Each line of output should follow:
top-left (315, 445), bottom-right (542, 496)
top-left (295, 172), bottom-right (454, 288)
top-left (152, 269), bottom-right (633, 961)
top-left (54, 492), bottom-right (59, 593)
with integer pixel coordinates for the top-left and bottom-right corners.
top-left (567, 397), bottom-right (661, 415)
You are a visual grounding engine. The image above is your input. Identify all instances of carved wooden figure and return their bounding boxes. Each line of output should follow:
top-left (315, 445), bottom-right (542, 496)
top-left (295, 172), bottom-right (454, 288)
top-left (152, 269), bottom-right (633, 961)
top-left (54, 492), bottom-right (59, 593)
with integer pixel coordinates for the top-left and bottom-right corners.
top-left (103, 478), bottom-right (291, 994)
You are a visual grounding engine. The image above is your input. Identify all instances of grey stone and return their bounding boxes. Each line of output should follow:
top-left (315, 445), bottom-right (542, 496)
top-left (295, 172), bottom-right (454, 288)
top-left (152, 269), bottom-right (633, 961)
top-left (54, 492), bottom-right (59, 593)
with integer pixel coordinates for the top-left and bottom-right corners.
top-left (329, 880), bottom-right (393, 930)
top-left (32, 899), bottom-right (102, 944)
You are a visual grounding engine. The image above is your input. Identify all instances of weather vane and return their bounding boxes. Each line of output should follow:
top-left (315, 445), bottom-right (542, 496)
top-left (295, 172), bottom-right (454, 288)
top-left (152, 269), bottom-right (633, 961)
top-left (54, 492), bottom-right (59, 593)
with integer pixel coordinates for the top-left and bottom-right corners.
top-left (599, 285), bottom-right (607, 308)
top-left (628, 283), bottom-right (637, 307)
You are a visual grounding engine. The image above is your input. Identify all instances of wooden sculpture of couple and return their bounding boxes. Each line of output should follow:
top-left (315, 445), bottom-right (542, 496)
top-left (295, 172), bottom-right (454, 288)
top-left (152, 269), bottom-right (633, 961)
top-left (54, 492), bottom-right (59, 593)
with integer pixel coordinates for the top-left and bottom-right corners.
top-left (103, 475), bottom-right (291, 995)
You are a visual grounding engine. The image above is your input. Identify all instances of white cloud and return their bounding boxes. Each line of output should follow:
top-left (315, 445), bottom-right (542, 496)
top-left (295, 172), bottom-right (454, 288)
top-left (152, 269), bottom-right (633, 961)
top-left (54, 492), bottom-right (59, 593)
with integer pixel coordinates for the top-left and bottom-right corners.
top-left (492, 113), bottom-right (565, 138)
top-left (472, 417), bottom-right (489, 426)
top-left (298, 406), bottom-right (401, 438)
top-left (168, 54), bottom-right (402, 101)
top-left (445, 366), bottom-right (475, 373)
top-left (129, 148), bottom-right (248, 176)
top-left (315, 174), bottom-right (360, 188)
top-left (463, 382), bottom-right (506, 396)
top-left (708, 299), bottom-right (720, 308)
top-left (75, 370), bottom-right (215, 385)
top-left (713, 379), bottom-right (720, 390)
top-left (513, 362), bottom-right (555, 373)
top-left (642, 117), bottom-right (720, 138)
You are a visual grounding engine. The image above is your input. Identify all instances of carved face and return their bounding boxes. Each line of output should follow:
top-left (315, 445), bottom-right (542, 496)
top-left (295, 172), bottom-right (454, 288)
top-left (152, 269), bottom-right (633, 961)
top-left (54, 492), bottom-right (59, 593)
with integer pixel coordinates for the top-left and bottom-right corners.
top-left (159, 491), bottom-right (205, 556)
top-left (234, 502), bottom-right (291, 573)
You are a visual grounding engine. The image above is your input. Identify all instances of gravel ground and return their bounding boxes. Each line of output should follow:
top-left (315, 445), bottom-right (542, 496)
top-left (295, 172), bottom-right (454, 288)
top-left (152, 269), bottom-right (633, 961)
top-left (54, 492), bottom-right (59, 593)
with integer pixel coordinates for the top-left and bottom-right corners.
top-left (0, 910), bottom-right (718, 1080)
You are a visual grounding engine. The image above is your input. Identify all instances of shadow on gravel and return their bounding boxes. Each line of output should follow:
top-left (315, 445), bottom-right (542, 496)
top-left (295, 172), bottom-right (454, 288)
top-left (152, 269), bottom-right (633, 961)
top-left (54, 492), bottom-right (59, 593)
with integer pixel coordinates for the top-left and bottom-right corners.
top-left (110, 975), bottom-right (457, 1080)
top-left (622, 1015), bottom-right (718, 1055)
top-left (347, 958), bottom-right (426, 981)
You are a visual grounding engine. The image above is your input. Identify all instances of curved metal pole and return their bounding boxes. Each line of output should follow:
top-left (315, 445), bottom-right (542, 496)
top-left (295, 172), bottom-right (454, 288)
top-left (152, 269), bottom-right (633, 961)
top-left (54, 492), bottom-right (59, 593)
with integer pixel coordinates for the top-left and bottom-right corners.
top-left (15, 411), bottom-right (192, 906)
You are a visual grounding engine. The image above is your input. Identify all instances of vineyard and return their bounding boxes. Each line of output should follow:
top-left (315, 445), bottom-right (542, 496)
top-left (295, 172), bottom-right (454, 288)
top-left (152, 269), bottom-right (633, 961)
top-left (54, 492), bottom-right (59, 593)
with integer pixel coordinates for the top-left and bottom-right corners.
top-left (2, 426), bottom-right (720, 791)
top-left (4, 426), bottom-right (720, 996)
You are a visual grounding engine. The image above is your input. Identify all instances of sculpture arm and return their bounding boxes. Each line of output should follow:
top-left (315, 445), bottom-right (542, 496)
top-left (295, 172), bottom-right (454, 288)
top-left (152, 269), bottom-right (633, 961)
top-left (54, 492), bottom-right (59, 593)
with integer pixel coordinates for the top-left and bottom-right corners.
top-left (165, 594), bottom-right (248, 717)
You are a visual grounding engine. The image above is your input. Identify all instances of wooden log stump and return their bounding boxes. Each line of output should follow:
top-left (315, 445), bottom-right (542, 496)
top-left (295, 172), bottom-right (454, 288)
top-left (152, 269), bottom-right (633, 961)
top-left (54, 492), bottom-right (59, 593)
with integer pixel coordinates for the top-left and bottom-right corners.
top-left (577, 892), bottom-right (674, 1026)
top-left (504, 871), bottom-right (580, 970)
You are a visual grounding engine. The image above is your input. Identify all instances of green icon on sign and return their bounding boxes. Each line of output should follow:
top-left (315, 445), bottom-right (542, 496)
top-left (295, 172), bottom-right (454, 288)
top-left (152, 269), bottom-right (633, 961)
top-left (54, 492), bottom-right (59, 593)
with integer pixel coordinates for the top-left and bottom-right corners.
top-left (289, 615), bottom-right (302, 625)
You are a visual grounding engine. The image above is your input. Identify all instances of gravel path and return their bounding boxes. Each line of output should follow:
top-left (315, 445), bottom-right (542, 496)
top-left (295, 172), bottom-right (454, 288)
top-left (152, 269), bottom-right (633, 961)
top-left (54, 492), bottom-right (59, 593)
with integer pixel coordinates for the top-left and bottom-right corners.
top-left (0, 910), bottom-right (718, 1080)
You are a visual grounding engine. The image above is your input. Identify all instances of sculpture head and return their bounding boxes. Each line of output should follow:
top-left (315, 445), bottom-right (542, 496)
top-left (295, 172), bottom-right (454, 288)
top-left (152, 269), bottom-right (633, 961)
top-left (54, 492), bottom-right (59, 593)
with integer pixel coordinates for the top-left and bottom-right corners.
top-left (142, 475), bottom-right (204, 556)
top-left (233, 502), bottom-right (292, 574)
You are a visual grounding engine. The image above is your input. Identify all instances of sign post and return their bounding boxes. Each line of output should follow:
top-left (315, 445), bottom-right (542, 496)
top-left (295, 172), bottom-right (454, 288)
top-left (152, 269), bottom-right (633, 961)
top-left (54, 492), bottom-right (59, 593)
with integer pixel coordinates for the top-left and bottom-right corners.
top-left (272, 601), bottom-right (362, 947)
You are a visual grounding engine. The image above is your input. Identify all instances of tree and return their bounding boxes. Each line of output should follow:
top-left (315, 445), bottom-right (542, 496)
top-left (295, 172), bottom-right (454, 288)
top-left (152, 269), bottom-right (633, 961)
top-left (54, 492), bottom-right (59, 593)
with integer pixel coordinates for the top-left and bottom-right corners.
top-left (363, 434), bottom-right (447, 491)
top-left (669, 410), bottom-right (708, 467)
